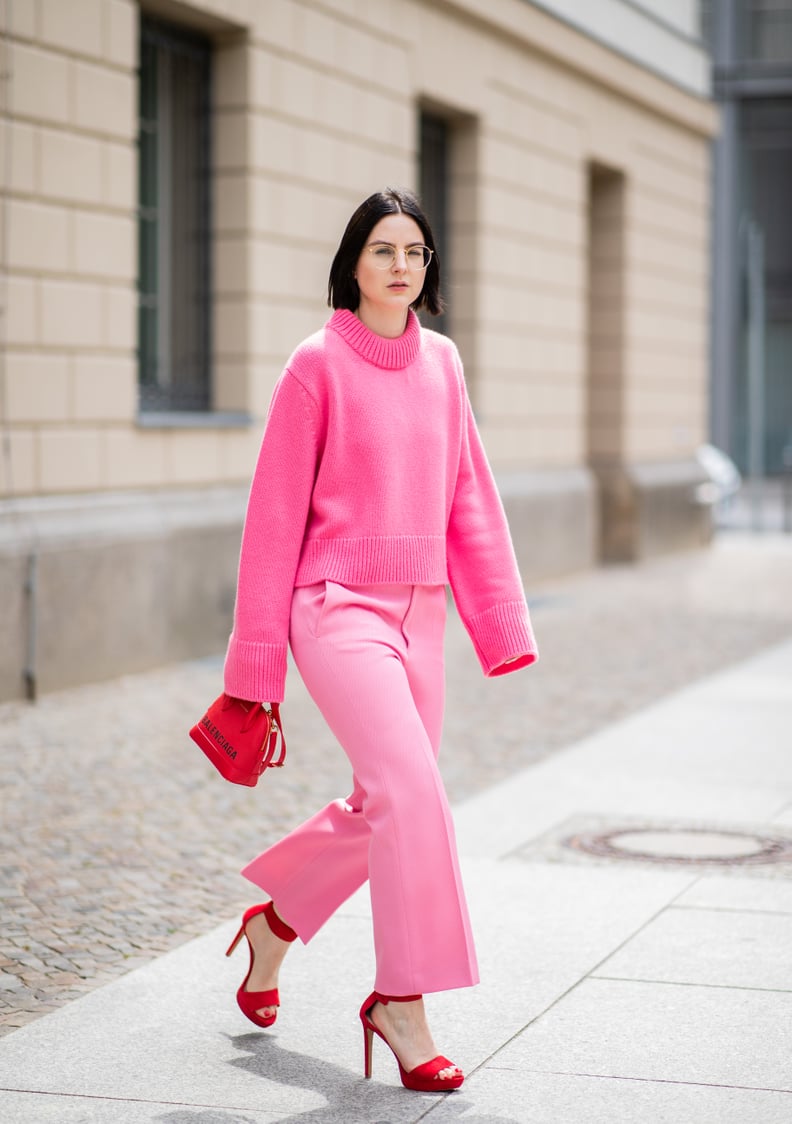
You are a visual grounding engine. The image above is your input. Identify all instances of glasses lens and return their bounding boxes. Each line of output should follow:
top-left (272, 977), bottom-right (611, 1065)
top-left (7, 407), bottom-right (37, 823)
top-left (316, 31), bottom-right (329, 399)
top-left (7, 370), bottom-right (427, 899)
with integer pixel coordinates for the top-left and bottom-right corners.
top-left (369, 246), bottom-right (396, 268)
top-left (406, 246), bottom-right (431, 269)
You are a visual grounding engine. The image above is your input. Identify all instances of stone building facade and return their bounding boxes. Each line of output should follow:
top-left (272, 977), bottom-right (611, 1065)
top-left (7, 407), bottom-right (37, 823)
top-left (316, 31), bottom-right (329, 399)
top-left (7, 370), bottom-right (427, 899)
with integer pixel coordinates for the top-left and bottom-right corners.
top-left (0, 0), bottom-right (716, 699)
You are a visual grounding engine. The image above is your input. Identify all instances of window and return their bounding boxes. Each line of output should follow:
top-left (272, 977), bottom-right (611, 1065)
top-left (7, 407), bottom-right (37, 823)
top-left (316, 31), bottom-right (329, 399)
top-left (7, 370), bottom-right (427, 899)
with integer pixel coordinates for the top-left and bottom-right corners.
top-left (700, 0), bottom-right (713, 49)
top-left (419, 111), bottom-right (450, 335)
top-left (138, 17), bottom-right (212, 413)
top-left (744, 0), bottom-right (792, 65)
top-left (739, 97), bottom-right (792, 471)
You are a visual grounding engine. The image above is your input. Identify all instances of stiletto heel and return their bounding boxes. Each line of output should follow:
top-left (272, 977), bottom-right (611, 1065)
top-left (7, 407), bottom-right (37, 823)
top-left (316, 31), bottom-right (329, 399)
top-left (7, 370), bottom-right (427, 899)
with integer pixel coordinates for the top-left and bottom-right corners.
top-left (359, 991), bottom-right (464, 1092)
top-left (226, 901), bottom-right (297, 1027)
top-left (363, 1022), bottom-right (374, 1079)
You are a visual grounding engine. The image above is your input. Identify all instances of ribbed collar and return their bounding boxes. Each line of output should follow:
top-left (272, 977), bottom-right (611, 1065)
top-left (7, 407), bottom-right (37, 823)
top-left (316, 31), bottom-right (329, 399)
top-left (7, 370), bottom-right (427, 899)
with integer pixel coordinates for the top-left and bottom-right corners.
top-left (328, 308), bottom-right (422, 369)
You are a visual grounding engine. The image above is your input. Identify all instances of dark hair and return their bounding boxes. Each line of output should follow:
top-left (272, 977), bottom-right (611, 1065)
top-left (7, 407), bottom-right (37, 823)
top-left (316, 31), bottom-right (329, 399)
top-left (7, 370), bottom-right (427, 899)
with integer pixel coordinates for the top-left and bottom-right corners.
top-left (327, 188), bottom-right (444, 316)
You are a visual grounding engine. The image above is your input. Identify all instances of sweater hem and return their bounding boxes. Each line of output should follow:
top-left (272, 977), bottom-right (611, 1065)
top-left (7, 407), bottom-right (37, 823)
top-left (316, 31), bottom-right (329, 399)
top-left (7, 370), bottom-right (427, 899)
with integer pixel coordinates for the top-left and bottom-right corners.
top-left (295, 535), bottom-right (449, 587)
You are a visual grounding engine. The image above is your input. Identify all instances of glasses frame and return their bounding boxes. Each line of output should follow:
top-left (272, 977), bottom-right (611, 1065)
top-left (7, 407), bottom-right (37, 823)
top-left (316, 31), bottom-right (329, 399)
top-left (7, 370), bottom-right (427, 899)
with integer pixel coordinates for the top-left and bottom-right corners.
top-left (365, 242), bottom-right (434, 271)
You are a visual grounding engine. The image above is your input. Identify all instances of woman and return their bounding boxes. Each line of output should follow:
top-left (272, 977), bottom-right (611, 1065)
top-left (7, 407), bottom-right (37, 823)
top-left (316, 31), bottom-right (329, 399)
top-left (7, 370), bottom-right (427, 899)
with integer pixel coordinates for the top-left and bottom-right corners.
top-left (223, 188), bottom-right (538, 1092)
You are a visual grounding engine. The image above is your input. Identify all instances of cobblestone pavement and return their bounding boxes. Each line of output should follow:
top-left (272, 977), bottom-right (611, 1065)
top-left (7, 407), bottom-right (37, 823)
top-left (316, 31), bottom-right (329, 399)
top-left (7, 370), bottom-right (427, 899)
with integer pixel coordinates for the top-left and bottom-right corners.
top-left (1, 531), bottom-right (791, 1035)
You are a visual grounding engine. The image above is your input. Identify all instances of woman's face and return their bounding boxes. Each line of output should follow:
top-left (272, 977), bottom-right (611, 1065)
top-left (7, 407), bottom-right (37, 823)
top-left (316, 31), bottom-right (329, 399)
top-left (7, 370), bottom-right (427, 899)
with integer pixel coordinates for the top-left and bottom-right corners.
top-left (355, 213), bottom-right (428, 317)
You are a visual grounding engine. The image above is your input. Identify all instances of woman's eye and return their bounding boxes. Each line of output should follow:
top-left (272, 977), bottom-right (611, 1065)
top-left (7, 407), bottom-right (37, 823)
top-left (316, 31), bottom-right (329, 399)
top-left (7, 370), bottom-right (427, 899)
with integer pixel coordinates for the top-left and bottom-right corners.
top-left (373, 246), bottom-right (392, 259)
top-left (406, 248), bottom-right (423, 261)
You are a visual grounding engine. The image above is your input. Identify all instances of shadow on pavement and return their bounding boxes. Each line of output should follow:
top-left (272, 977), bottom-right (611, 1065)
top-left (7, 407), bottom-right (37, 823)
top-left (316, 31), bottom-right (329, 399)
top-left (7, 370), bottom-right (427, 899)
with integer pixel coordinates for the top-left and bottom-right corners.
top-left (153, 1031), bottom-right (522, 1124)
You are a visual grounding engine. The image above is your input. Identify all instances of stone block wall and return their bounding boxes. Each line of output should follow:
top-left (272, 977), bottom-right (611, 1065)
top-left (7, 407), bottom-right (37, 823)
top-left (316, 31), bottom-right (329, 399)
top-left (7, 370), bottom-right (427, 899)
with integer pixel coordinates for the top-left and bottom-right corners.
top-left (0, 0), bottom-right (717, 698)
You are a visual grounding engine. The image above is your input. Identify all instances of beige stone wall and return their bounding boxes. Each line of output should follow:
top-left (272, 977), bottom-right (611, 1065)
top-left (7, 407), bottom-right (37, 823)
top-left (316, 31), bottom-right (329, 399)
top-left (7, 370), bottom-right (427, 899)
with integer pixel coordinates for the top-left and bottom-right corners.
top-left (1, 0), bottom-right (715, 500)
top-left (2, 0), bottom-right (138, 492)
top-left (0, 0), bottom-right (716, 698)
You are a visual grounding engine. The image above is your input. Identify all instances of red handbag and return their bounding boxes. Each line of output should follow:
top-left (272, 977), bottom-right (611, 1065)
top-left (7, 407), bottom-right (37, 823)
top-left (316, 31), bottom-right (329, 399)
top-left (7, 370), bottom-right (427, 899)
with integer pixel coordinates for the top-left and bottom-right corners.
top-left (189, 694), bottom-right (286, 787)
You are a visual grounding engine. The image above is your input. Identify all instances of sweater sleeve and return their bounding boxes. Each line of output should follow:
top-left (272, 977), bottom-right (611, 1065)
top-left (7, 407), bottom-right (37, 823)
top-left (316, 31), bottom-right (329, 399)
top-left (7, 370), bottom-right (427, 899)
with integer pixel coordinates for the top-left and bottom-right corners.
top-left (224, 371), bottom-right (321, 703)
top-left (446, 391), bottom-right (538, 677)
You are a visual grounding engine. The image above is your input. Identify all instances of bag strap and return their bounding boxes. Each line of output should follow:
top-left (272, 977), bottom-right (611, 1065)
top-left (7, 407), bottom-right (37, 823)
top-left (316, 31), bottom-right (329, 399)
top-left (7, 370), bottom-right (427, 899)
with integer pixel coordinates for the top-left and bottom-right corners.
top-left (265, 702), bottom-right (286, 768)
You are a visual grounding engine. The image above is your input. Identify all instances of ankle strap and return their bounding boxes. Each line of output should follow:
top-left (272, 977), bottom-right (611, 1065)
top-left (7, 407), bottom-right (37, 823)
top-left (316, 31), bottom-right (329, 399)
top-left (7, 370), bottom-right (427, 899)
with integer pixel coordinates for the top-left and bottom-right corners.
top-left (374, 991), bottom-right (422, 1004)
top-left (264, 901), bottom-right (298, 942)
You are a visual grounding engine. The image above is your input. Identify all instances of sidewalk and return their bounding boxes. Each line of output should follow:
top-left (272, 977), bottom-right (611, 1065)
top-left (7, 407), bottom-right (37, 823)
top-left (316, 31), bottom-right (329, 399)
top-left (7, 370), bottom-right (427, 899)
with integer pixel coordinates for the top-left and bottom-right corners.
top-left (0, 599), bottom-right (790, 1119)
top-left (3, 531), bottom-right (792, 1040)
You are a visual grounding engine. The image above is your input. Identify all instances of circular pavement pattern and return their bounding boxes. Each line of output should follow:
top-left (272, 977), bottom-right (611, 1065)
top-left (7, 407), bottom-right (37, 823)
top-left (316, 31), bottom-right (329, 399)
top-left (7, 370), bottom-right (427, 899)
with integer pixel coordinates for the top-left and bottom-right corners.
top-left (564, 826), bottom-right (792, 866)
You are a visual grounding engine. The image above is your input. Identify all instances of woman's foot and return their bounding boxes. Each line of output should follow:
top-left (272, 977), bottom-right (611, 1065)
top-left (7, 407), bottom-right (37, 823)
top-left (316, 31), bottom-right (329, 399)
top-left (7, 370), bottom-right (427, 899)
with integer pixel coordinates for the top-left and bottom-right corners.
top-left (241, 905), bottom-right (294, 1021)
top-left (225, 902), bottom-right (297, 1027)
top-left (368, 996), bottom-right (463, 1084)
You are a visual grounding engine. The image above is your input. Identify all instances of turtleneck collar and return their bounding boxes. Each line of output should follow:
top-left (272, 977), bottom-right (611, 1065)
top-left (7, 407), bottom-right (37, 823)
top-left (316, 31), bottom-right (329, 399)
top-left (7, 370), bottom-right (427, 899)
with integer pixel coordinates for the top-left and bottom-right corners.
top-left (328, 308), bottom-right (422, 369)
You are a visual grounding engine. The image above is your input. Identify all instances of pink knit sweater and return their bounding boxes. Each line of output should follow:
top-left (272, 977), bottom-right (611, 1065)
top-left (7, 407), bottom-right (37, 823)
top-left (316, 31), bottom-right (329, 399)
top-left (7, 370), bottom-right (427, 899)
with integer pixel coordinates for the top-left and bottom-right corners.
top-left (224, 308), bottom-right (537, 702)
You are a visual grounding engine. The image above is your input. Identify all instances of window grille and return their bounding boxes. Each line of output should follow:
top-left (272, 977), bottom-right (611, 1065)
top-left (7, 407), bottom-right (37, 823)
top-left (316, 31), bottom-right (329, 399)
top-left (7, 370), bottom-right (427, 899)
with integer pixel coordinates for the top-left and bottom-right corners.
top-left (138, 18), bottom-right (212, 413)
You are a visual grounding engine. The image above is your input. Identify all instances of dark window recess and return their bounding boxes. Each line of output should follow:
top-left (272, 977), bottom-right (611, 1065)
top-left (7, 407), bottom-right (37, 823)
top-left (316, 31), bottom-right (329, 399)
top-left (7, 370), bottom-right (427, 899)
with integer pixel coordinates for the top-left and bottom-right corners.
top-left (744, 0), bottom-right (792, 65)
top-left (138, 18), bottom-right (212, 412)
top-left (419, 111), bottom-right (450, 335)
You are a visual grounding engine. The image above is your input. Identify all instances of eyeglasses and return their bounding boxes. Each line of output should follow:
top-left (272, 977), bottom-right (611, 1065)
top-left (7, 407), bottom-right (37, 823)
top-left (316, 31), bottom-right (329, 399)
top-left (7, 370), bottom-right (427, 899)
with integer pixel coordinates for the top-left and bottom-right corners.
top-left (365, 243), bottom-right (434, 270)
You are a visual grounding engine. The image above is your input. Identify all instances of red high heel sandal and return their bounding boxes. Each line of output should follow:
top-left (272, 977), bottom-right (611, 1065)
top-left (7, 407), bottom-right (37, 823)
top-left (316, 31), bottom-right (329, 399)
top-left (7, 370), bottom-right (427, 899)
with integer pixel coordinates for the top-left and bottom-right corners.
top-left (225, 901), bottom-right (297, 1027)
top-left (359, 991), bottom-right (464, 1092)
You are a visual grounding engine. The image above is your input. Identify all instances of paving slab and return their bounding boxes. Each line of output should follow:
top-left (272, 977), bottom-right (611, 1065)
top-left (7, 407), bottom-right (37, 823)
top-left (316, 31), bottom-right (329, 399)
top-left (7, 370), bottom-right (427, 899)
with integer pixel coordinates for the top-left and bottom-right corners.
top-left (493, 976), bottom-right (792, 1092)
top-left (594, 906), bottom-right (792, 990)
top-left (427, 1068), bottom-right (792, 1124)
top-left (433, 857), bottom-right (693, 1055)
top-left (771, 804), bottom-right (792, 829)
top-left (0, 1093), bottom-right (285, 1124)
top-left (674, 875), bottom-right (792, 914)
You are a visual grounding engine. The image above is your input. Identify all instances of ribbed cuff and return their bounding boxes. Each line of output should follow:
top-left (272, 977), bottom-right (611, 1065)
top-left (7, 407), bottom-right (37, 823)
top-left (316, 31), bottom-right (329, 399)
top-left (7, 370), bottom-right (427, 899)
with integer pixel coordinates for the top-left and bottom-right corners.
top-left (465, 600), bottom-right (538, 677)
top-left (223, 637), bottom-right (288, 703)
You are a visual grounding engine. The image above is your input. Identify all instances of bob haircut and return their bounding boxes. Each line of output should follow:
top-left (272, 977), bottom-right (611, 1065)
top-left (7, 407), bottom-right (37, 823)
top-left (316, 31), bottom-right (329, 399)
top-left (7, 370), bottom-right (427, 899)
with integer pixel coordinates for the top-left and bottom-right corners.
top-left (327, 188), bottom-right (444, 316)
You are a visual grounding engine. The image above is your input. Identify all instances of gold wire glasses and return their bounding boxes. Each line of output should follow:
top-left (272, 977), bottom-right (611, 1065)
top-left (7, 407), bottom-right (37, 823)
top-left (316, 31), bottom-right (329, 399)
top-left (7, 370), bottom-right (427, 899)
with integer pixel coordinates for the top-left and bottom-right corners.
top-left (365, 243), bottom-right (434, 270)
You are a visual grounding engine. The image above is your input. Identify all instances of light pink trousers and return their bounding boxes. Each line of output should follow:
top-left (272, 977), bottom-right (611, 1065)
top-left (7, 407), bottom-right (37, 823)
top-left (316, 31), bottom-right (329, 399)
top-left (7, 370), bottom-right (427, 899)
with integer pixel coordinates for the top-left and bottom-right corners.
top-left (240, 581), bottom-right (479, 996)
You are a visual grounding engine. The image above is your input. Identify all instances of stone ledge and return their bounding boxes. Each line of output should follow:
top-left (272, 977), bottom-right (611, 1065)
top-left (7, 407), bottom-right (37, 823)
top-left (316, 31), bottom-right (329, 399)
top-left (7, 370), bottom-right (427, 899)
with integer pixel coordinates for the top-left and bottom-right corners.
top-left (592, 458), bottom-right (713, 562)
top-left (0, 485), bottom-right (249, 553)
